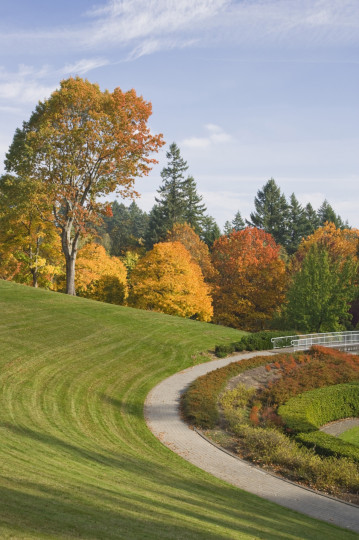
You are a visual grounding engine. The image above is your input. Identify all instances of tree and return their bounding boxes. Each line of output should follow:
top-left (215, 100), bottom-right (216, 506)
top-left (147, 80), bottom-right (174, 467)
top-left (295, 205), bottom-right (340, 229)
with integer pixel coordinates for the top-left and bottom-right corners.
top-left (182, 175), bottom-right (207, 234)
top-left (281, 244), bottom-right (357, 332)
top-left (248, 179), bottom-right (289, 247)
top-left (286, 193), bottom-right (309, 255)
top-left (317, 199), bottom-right (346, 229)
top-left (211, 228), bottom-right (287, 330)
top-left (200, 215), bottom-right (221, 247)
top-left (74, 242), bottom-right (128, 304)
top-left (129, 241), bottom-right (213, 321)
top-left (0, 173), bottom-right (61, 288)
top-left (5, 77), bottom-right (164, 295)
top-left (303, 203), bottom-right (319, 236)
top-left (224, 211), bottom-right (245, 235)
top-left (165, 223), bottom-right (215, 281)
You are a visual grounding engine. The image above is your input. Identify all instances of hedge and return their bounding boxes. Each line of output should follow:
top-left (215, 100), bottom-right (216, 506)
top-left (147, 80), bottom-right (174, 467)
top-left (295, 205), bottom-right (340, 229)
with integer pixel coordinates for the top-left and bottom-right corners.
top-left (214, 331), bottom-right (298, 358)
top-left (278, 383), bottom-right (359, 433)
top-left (296, 430), bottom-right (359, 463)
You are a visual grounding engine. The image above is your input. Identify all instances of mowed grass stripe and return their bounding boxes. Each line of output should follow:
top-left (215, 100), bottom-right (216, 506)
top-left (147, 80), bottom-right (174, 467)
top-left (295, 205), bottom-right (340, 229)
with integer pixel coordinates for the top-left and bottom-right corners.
top-left (0, 280), bottom-right (356, 539)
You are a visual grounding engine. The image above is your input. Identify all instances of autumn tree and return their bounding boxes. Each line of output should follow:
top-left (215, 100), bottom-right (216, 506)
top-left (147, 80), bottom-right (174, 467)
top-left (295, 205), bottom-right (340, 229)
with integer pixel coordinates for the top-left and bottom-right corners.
top-left (74, 242), bottom-right (128, 304)
top-left (165, 223), bottom-right (215, 281)
top-left (129, 241), bottom-right (213, 321)
top-left (0, 173), bottom-right (61, 287)
top-left (5, 77), bottom-right (164, 295)
top-left (211, 227), bottom-right (287, 330)
top-left (280, 244), bottom-right (358, 332)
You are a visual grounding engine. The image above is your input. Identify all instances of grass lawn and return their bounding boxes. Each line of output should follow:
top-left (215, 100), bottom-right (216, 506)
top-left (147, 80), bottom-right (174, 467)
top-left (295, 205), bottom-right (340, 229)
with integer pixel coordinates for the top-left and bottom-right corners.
top-left (339, 426), bottom-right (359, 447)
top-left (0, 279), bottom-right (356, 539)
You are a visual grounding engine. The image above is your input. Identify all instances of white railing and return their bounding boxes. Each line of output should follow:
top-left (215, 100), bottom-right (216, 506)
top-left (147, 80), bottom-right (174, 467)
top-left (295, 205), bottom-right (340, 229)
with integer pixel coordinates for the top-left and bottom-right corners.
top-left (271, 331), bottom-right (359, 351)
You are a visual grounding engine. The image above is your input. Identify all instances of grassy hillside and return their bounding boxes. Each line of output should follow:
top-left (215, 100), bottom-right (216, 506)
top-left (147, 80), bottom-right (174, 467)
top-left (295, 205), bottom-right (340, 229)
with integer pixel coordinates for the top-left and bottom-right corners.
top-left (0, 280), bottom-right (355, 539)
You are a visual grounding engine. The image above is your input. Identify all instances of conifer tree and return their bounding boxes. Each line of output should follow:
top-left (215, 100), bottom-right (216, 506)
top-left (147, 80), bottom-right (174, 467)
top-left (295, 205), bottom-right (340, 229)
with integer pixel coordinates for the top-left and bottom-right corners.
top-left (200, 215), bottom-right (221, 247)
top-left (182, 175), bottom-right (207, 234)
top-left (224, 211), bottom-right (245, 235)
top-left (286, 194), bottom-right (308, 254)
top-left (303, 203), bottom-right (320, 236)
top-left (248, 179), bottom-right (289, 246)
top-left (317, 199), bottom-right (346, 229)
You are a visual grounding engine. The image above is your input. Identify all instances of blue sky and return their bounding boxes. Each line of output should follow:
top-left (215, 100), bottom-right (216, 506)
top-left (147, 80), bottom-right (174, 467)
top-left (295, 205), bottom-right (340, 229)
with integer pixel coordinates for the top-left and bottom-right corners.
top-left (0, 0), bottom-right (358, 228)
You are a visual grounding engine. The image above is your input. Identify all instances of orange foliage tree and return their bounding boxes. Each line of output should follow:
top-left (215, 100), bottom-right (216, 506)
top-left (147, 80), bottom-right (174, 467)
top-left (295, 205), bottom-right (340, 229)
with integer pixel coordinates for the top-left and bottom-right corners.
top-left (74, 243), bottom-right (128, 305)
top-left (294, 222), bottom-right (359, 267)
top-left (129, 241), bottom-right (213, 321)
top-left (165, 223), bottom-right (215, 281)
top-left (5, 77), bottom-right (164, 295)
top-left (211, 227), bottom-right (287, 330)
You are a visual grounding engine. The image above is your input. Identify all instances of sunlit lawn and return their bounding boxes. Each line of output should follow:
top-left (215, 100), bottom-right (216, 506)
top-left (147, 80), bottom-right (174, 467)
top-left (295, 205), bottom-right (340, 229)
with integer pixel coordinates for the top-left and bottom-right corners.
top-left (0, 279), bottom-right (356, 539)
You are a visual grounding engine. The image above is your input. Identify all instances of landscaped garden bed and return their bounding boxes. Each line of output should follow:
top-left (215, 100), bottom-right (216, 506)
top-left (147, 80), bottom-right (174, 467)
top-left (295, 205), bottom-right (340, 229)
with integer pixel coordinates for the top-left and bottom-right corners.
top-left (181, 346), bottom-right (359, 503)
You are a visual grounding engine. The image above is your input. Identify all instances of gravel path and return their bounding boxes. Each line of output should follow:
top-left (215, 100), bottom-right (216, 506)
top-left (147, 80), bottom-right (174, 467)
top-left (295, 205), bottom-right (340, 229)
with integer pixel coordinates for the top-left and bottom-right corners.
top-left (144, 351), bottom-right (359, 533)
top-left (321, 418), bottom-right (359, 436)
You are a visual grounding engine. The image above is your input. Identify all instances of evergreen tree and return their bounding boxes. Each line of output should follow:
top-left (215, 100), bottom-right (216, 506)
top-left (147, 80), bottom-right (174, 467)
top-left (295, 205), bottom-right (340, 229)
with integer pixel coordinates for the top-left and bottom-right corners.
top-left (248, 179), bottom-right (289, 246)
top-left (200, 215), bottom-right (221, 247)
top-left (182, 175), bottom-right (207, 234)
top-left (317, 199), bottom-right (346, 229)
top-left (286, 194), bottom-right (308, 254)
top-left (303, 203), bottom-right (320, 236)
top-left (224, 211), bottom-right (245, 236)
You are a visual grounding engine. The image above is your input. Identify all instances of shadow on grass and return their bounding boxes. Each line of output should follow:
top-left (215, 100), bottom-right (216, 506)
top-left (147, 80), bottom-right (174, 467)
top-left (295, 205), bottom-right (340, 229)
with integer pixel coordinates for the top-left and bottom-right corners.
top-left (0, 423), bottom-right (356, 539)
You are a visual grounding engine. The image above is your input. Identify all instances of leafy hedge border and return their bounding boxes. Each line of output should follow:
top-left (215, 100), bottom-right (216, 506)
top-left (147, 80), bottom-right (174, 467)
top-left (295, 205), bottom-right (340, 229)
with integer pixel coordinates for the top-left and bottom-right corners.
top-left (278, 383), bottom-right (359, 433)
top-left (214, 331), bottom-right (297, 358)
top-left (296, 431), bottom-right (359, 463)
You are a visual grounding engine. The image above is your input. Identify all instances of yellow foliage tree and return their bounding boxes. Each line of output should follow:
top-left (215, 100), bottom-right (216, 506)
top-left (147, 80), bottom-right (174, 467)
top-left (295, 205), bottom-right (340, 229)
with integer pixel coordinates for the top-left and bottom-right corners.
top-left (296, 222), bottom-right (359, 263)
top-left (75, 243), bottom-right (128, 304)
top-left (165, 223), bottom-right (216, 281)
top-left (129, 241), bottom-right (213, 321)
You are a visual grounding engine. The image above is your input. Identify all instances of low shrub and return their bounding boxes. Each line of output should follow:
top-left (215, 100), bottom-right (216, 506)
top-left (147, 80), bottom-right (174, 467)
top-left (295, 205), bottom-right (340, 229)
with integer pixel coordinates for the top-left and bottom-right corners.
top-left (296, 430), bottom-right (359, 463)
top-left (261, 346), bottom-right (359, 406)
top-left (278, 383), bottom-right (359, 433)
top-left (219, 384), bottom-right (256, 428)
top-left (214, 331), bottom-right (298, 357)
top-left (233, 424), bottom-right (359, 493)
top-left (181, 355), bottom-right (273, 428)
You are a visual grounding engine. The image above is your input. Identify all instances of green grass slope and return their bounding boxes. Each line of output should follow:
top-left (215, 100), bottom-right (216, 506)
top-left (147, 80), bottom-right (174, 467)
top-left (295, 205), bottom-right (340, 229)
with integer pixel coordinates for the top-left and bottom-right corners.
top-left (0, 280), bottom-right (355, 539)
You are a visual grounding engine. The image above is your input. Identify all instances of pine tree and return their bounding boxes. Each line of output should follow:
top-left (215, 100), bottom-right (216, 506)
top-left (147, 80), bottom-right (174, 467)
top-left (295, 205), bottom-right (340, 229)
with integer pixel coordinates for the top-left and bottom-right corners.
top-left (286, 194), bottom-right (308, 254)
top-left (182, 175), bottom-right (207, 234)
top-left (303, 203), bottom-right (320, 236)
top-left (224, 211), bottom-right (245, 236)
top-left (248, 179), bottom-right (289, 246)
top-left (200, 215), bottom-right (221, 247)
top-left (317, 199), bottom-right (346, 229)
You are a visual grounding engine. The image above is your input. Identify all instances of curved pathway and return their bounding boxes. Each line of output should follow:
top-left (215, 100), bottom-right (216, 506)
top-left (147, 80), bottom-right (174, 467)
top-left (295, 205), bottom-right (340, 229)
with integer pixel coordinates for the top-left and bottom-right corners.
top-left (144, 351), bottom-right (359, 533)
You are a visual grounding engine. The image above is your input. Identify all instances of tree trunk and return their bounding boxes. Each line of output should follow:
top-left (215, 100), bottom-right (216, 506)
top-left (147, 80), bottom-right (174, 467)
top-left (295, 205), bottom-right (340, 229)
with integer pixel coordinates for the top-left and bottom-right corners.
top-left (66, 256), bottom-right (76, 295)
top-left (31, 269), bottom-right (38, 288)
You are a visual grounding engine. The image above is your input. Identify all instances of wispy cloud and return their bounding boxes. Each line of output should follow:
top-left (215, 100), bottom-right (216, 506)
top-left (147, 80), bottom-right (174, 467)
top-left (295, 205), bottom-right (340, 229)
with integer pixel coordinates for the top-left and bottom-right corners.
top-left (182, 124), bottom-right (233, 149)
top-left (61, 57), bottom-right (110, 75)
top-left (2, 1), bottom-right (359, 59)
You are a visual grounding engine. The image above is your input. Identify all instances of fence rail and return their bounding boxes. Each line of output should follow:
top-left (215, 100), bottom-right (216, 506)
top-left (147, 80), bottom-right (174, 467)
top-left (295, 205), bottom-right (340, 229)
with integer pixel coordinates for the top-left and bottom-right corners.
top-left (271, 331), bottom-right (359, 351)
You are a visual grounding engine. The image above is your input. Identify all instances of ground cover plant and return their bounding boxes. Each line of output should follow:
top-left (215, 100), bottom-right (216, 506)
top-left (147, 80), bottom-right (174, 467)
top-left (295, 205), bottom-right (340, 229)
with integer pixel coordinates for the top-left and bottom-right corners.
top-left (182, 345), bottom-right (359, 501)
top-left (1, 280), bottom-right (354, 539)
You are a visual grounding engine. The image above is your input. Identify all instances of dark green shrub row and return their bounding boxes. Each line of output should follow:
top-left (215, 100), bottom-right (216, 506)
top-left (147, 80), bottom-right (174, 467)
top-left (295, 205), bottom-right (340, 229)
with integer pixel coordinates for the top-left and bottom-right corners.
top-left (278, 383), bottom-right (359, 433)
top-left (296, 431), bottom-right (359, 463)
top-left (181, 355), bottom-right (272, 429)
top-left (214, 331), bottom-right (297, 358)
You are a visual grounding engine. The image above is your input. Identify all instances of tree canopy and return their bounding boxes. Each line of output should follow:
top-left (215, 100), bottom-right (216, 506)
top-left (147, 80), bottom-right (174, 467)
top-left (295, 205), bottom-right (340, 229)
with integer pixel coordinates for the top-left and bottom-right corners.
top-left (5, 77), bottom-right (164, 294)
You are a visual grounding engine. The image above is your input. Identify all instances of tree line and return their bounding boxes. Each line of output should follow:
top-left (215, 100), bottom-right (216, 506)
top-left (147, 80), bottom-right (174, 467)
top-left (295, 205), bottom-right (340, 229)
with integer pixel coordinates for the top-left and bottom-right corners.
top-left (0, 76), bottom-right (357, 334)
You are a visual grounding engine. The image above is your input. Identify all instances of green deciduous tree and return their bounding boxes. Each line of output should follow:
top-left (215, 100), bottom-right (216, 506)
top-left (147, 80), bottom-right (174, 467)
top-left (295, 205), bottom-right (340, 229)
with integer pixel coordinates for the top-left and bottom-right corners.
top-left (281, 244), bottom-right (358, 332)
top-left (5, 77), bottom-right (164, 295)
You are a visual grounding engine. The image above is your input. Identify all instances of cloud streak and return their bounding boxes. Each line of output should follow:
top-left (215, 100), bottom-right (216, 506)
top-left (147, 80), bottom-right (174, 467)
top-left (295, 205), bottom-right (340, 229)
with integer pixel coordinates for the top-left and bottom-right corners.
top-left (182, 124), bottom-right (233, 149)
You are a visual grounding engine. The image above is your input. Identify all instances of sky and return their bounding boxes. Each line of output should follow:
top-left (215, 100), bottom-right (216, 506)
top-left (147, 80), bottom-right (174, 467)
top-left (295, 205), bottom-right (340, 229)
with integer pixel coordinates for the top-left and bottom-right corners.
top-left (0, 0), bottom-right (358, 229)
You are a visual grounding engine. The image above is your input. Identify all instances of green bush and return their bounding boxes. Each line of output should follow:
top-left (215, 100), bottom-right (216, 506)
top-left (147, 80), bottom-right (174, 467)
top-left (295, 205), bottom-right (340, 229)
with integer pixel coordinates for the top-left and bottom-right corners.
top-left (214, 331), bottom-right (298, 357)
top-left (219, 384), bottom-right (255, 428)
top-left (296, 431), bottom-right (359, 464)
top-left (278, 383), bottom-right (359, 433)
